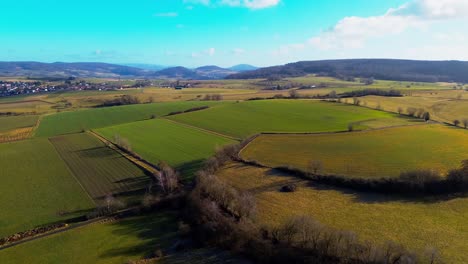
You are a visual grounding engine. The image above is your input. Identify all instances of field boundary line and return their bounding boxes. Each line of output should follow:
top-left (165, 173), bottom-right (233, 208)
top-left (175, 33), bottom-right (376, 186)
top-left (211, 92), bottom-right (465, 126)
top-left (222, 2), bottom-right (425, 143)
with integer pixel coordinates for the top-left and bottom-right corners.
top-left (87, 130), bottom-right (160, 175)
top-left (48, 137), bottom-right (96, 205)
top-left (162, 118), bottom-right (242, 141)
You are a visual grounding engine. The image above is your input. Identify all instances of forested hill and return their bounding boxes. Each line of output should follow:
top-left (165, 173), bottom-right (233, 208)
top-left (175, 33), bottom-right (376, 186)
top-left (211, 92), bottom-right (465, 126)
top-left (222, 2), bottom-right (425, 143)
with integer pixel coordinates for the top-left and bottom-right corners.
top-left (226, 59), bottom-right (468, 83)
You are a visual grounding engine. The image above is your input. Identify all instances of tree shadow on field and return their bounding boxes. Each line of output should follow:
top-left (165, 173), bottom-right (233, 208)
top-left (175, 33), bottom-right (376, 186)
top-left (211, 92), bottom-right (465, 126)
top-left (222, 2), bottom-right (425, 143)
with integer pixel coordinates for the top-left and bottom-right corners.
top-left (98, 210), bottom-right (180, 260)
top-left (176, 159), bottom-right (205, 182)
top-left (74, 146), bottom-right (116, 158)
top-left (305, 181), bottom-right (466, 205)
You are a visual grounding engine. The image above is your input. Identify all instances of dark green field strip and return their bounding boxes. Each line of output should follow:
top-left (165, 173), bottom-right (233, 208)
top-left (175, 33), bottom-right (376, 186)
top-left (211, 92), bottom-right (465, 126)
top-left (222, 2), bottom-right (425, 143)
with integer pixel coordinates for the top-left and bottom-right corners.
top-left (0, 115), bottom-right (39, 132)
top-left (50, 133), bottom-right (149, 201)
top-left (0, 138), bottom-right (94, 238)
top-left (35, 101), bottom-right (227, 137)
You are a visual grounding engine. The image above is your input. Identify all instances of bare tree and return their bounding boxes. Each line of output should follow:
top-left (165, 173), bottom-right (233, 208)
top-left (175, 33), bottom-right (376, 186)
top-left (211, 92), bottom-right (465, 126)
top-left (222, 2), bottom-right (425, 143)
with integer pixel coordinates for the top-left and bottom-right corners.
top-left (463, 119), bottom-right (468, 129)
top-left (352, 97), bottom-right (361, 106)
top-left (289, 89), bottom-right (299, 99)
top-left (454, 119), bottom-right (461, 127)
top-left (154, 162), bottom-right (179, 194)
top-left (309, 160), bottom-right (324, 174)
top-left (397, 107), bottom-right (403, 115)
top-left (423, 112), bottom-right (431, 122)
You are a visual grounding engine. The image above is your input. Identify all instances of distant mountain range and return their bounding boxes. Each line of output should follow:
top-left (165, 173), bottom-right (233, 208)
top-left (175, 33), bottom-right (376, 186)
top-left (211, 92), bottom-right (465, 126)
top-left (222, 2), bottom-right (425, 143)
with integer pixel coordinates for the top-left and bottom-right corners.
top-left (226, 59), bottom-right (468, 83)
top-left (0, 61), bottom-right (258, 80)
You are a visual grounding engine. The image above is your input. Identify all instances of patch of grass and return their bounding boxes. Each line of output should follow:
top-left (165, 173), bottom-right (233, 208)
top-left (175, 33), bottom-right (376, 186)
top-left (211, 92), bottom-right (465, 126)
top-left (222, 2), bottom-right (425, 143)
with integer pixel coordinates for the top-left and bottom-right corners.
top-left (96, 119), bottom-right (236, 179)
top-left (217, 163), bottom-right (468, 264)
top-left (0, 115), bottom-right (38, 132)
top-left (242, 124), bottom-right (468, 178)
top-left (35, 101), bottom-right (226, 137)
top-left (50, 133), bottom-right (149, 202)
top-left (358, 95), bottom-right (468, 124)
top-left (168, 100), bottom-right (411, 138)
top-left (0, 139), bottom-right (94, 237)
top-left (0, 211), bottom-right (179, 264)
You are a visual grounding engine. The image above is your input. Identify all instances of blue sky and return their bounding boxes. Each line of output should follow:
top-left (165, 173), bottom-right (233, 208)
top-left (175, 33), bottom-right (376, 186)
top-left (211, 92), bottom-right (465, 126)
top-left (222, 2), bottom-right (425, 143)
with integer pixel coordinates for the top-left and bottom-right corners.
top-left (2, 0), bottom-right (468, 67)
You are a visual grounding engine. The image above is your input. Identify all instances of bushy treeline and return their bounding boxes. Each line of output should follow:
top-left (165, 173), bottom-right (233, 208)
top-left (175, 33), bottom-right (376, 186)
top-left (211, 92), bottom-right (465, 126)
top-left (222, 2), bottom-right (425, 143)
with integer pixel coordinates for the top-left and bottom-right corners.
top-left (96, 95), bottom-right (140, 107)
top-left (340, 89), bottom-right (402, 98)
top-left (184, 145), bottom-right (440, 263)
top-left (271, 160), bottom-right (468, 196)
top-left (166, 106), bottom-right (209, 116)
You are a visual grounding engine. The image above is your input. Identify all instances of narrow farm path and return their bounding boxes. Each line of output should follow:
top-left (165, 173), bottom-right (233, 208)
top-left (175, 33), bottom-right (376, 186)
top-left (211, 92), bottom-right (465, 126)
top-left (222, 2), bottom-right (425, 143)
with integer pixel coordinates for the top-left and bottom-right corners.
top-left (87, 130), bottom-right (160, 175)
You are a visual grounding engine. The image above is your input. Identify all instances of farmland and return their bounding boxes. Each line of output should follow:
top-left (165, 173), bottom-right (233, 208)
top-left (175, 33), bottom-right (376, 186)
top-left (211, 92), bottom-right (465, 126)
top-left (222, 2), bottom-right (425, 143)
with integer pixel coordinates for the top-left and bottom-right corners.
top-left (241, 124), bottom-right (468, 178)
top-left (96, 119), bottom-right (236, 178)
top-left (355, 95), bottom-right (468, 124)
top-left (168, 100), bottom-right (412, 138)
top-left (217, 163), bottom-right (468, 264)
top-left (0, 211), bottom-right (179, 264)
top-left (50, 133), bottom-right (149, 201)
top-left (35, 101), bottom-right (227, 137)
top-left (0, 115), bottom-right (38, 132)
top-left (0, 138), bottom-right (94, 237)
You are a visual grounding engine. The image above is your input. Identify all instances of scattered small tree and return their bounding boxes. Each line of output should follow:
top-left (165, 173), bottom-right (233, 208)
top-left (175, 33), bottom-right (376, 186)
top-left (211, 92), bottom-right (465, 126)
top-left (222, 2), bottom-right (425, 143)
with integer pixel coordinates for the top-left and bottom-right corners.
top-left (454, 119), bottom-right (461, 127)
top-left (154, 162), bottom-right (179, 194)
top-left (463, 119), bottom-right (468, 129)
top-left (423, 112), bottom-right (431, 122)
top-left (352, 97), bottom-right (360, 106)
top-left (308, 160), bottom-right (324, 174)
top-left (289, 89), bottom-right (299, 99)
top-left (397, 107), bottom-right (403, 115)
top-left (347, 123), bottom-right (354, 132)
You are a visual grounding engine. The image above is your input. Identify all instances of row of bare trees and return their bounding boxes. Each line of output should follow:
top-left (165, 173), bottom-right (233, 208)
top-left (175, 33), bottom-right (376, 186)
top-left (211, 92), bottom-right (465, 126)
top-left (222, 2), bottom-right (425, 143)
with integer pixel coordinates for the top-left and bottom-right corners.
top-left (184, 145), bottom-right (440, 263)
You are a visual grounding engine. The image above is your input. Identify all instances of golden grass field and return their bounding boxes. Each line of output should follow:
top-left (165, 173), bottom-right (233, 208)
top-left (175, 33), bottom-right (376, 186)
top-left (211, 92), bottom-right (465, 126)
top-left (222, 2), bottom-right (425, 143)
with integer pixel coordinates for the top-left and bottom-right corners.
top-left (0, 127), bottom-right (35, 143)
top-left (217, 163), bottom-right (468, 264)
top-left (356, 95), bottom-right (468, 124)
top-left (241, 124), bottom-right (468, 178)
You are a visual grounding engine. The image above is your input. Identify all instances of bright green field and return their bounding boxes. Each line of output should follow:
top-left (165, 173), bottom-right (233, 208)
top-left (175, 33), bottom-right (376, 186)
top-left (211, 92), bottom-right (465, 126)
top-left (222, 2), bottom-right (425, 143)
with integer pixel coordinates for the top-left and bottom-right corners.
top-left (0, 211), bottom-right (179, 264)
top-left (96, 119), bottom-right (236, 179)
top-left (35, 101), bottom-right (226, 137)
top-left (0, 139), bottom-right (94, 237)
top-left (242, 124), bottom-right (468, 178)
top-left (167, 100), bottom-right (413, 138)
top-left (0, 115), bottom-right (38, 132)
top-left (50, 133), bottom-right (149, 201)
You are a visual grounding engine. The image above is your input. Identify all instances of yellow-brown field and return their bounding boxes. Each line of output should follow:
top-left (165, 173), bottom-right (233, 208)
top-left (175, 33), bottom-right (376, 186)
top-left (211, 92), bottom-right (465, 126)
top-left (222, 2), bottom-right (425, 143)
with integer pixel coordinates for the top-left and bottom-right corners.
top-left (0, 127), bottom-right (34, 143)
top-left (217, 162), bottom-right (468, 264)
top-left (356, 95), bottom-right (468, 124)
top-left (241, 124), bottom-right (468, 178)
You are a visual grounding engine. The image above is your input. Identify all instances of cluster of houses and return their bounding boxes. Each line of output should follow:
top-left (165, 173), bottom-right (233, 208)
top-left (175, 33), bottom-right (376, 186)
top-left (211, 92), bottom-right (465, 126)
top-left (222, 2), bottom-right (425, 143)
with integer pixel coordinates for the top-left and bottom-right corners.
top-left (0, 80), bottom-right (125, 98)
top-left (0, 81), bottom-right (59, 97)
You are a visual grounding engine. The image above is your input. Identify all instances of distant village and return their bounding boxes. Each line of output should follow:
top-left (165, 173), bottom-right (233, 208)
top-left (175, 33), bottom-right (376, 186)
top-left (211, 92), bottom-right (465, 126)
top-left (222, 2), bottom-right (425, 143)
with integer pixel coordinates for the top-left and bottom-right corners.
top-left (0, 78), bottom-right (198, 98)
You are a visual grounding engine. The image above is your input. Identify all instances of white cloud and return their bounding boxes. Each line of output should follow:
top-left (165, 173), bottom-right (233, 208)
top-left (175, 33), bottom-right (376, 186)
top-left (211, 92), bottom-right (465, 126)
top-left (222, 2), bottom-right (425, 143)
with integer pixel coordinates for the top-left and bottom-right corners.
top-left (154, 12), bottom-right (178, 17)
top-left (207, 47), bottom-right (216, 56)
top-left (308, 0), bottom-right (468, 51)
top-left (232, 48), bottom-right (246, 55)
top-left (391, 0), bottom-right (468, 19)
top-left (184, 0), bottom-right (280, 9)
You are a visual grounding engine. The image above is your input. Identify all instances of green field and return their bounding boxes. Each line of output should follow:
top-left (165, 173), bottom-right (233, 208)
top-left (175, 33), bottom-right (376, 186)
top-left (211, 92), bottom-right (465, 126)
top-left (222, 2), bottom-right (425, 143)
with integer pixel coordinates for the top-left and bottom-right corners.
top-left (218, 163), bottom-right (468, 264)
top-left (35, 101), bottom-right (226, 137)
top-left (0, 115), bottom-right (38, 132)
top-left (168, 100), bottom-right (413, 138)
top-left (0, 211), bottom-right (179, 264)
top-left (242, 124), bottom-right (468, 178)
top-left (50, 133), bottom-right (149, 201)
top-left (0, 139), bottom-right (94, 237)
top-left (96, 119), bottom-right (236, 178)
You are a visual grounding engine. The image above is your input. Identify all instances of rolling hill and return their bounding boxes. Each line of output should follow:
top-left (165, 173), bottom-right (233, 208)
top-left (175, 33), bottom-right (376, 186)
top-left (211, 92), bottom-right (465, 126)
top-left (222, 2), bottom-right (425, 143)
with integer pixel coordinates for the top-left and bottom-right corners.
top-left (0, 62), bottom-right (150, 78)
top-left (226, 59), bottom-right (468, 83)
